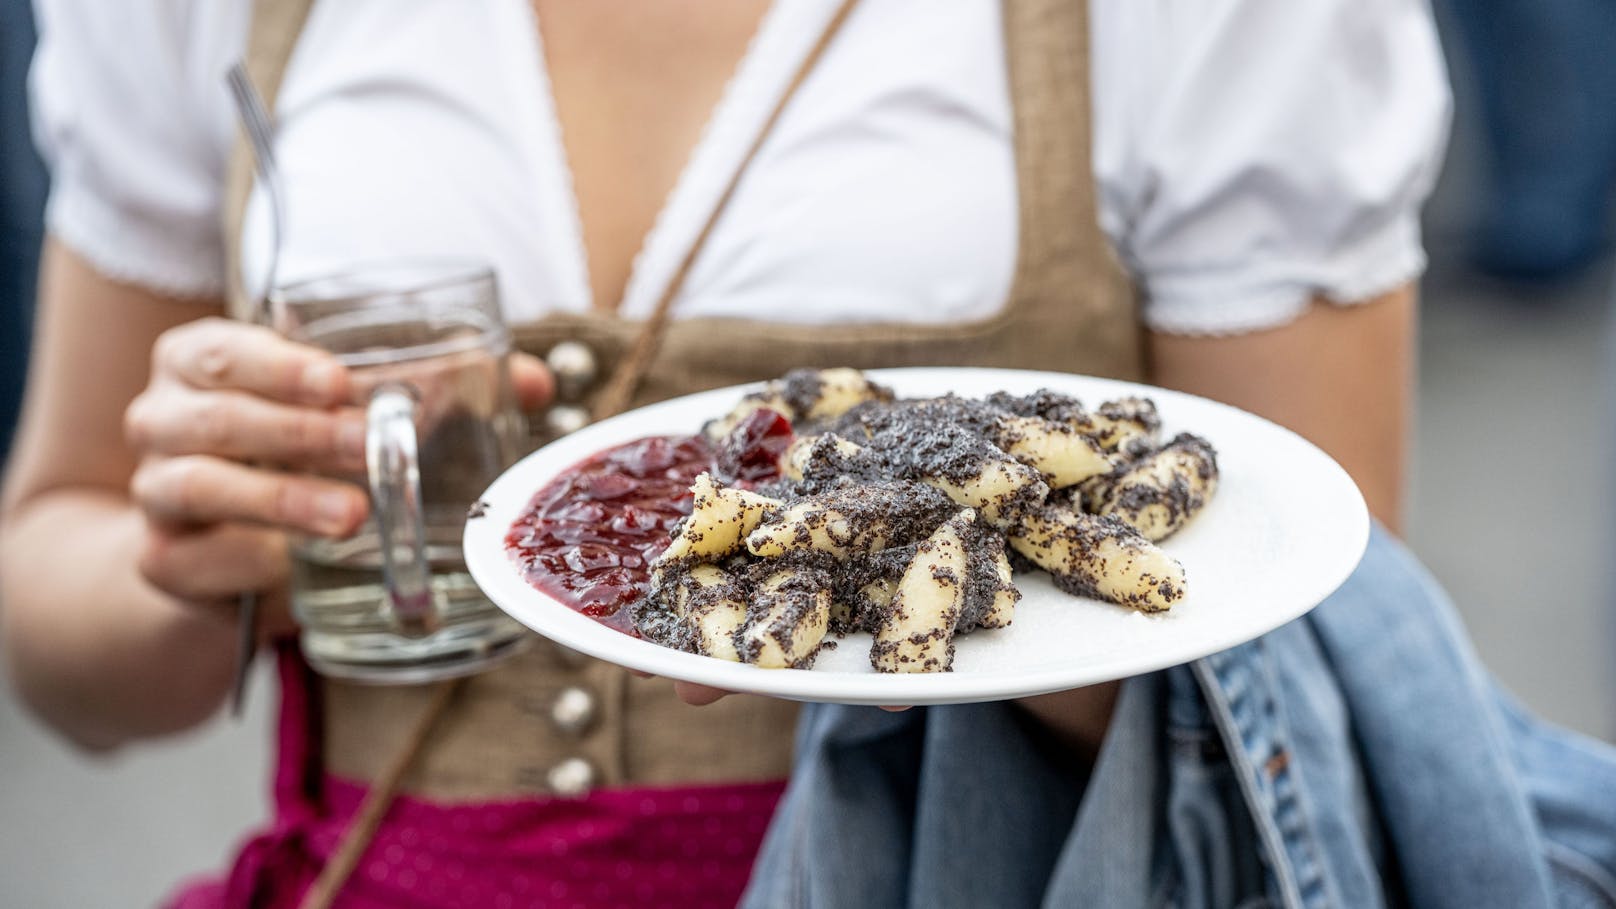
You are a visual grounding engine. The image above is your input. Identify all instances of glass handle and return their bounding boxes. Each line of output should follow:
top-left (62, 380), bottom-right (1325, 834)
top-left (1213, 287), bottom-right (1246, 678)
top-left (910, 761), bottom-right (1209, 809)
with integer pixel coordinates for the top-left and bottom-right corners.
top-left (367, 384), bottom-right (438, 637)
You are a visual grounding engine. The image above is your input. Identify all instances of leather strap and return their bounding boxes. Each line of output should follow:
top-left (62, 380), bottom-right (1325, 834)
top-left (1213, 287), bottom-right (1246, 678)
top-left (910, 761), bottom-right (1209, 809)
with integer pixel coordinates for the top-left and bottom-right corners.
top-left (300, 679), bottom-right (459, 909)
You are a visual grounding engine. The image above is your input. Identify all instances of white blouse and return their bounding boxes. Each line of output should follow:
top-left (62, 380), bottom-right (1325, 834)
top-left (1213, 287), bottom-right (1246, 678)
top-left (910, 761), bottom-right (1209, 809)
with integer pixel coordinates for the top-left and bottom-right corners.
top-left (30, 0), bottom-right (1450, 335)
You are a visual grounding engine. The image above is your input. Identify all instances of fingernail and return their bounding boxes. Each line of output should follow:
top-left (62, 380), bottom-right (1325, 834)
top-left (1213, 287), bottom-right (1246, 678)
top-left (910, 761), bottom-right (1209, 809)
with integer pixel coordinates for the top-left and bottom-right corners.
top-left (315, 490), bottom-right (356, 530)
top-left (301, 362), bottom-right (343, 403)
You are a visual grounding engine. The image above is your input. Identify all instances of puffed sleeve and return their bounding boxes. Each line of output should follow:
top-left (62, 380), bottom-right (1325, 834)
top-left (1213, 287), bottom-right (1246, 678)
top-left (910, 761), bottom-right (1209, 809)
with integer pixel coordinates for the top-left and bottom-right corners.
top-left (1092, 0), bottom-right (1452, 335)
top-left (30, 0), bottom-right (247, 297)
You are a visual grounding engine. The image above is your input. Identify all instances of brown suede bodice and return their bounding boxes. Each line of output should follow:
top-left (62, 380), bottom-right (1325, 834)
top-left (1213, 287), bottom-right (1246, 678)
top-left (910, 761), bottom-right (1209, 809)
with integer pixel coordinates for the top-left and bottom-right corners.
top-left (225, 0), bottom-right (1139, 800)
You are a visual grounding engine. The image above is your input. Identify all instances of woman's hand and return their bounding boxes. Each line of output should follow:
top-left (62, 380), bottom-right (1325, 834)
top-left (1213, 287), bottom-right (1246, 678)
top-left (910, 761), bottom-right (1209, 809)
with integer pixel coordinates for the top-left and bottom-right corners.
top-left (123, 318), bottom-right (370, 636)
top-left (123, 318), bottom-right (558, 635)
top-left (1, 244), bottom-right (561, 748)
top-left (670, 680), bottom-right (910, 712)
top-left (672, 680), bottom-right (734, 706)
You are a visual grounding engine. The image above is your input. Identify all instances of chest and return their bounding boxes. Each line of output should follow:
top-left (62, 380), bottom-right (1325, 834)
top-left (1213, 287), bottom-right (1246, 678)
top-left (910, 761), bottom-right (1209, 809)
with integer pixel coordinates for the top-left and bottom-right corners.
top-left (532, 0), bottom-right (773, 312)
top-left (245, 0), bottom-right (1020, 326)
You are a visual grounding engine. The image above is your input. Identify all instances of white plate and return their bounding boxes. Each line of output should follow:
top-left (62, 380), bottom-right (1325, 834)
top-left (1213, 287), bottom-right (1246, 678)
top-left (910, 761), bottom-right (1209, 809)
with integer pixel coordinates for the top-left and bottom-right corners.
top-left (465, 368), bottom-right (1368, 705)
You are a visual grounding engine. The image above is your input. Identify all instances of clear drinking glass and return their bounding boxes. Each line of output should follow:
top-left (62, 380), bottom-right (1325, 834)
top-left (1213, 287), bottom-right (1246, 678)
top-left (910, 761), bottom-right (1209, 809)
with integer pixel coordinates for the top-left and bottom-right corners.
top-left (271, 260), bottom-right (529, 683)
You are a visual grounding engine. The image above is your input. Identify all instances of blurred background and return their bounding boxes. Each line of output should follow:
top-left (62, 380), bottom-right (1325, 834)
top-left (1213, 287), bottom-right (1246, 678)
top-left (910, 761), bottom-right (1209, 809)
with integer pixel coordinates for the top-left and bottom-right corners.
top-left (3, 1), bottom-right (1615, 906)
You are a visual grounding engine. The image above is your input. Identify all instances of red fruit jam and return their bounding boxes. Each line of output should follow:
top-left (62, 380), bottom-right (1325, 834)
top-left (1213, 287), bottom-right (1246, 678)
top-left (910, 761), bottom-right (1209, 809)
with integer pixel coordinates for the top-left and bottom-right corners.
top-left (505, 411), bottom-right (792, 634)
top-left (713, 408), bottom-right (795, 483)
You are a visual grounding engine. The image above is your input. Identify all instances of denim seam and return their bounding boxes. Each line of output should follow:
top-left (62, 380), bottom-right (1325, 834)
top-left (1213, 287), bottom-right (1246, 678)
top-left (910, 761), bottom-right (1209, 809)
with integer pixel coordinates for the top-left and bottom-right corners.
top-left (1546, 841), bottom-right (1616, 906)
top-left (1192, 657), bottom-right (1305, 909)
top-left (1253, 638), bottom-right (1347, 909)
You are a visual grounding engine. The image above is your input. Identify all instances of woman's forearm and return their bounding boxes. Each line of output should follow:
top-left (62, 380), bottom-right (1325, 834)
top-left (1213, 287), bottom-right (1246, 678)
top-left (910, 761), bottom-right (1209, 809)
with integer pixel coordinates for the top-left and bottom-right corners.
top-left (1014, 288), bottom-right (1417, 749)
top-left (1148, 288), bottom-right (1416, 533)
top-left (0, 491), bottom-right (237, 750)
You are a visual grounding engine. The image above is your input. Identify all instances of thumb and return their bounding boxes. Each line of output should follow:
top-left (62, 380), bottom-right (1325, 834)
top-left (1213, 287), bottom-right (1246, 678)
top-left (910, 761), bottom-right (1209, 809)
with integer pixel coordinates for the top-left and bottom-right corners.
top-left (673, 681), bottom-right (734, 706)
top-left (509, 353), bottom-right (555, 412)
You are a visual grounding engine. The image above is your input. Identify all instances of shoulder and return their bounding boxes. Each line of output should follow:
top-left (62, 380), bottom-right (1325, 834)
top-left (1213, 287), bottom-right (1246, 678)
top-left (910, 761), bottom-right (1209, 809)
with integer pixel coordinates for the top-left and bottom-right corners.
top-left (1090, 0), bottom-right (1452, 335)
top-left (32, 0), bottom-right (251, 296)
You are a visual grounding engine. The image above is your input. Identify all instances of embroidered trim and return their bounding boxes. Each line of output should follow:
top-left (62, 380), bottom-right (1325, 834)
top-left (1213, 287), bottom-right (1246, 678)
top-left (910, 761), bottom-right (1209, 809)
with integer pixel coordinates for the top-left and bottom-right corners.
top-left (502, 0), bottom-right (593, 315)
top-left (1143, 224), bottom-right (1428, 337)
top-left (616, 0), bottom-right (833, 320)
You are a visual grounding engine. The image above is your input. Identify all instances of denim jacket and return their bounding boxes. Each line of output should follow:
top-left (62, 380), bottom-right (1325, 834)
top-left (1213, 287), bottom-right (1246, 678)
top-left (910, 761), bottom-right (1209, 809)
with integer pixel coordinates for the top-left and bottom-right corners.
top-left (742, 528), bottom-right (1616, 908)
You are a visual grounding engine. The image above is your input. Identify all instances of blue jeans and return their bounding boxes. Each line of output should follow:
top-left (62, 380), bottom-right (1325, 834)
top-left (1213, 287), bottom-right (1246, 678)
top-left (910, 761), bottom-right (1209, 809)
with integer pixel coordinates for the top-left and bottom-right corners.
top-left (1439, 0), bottom-right (1616, 278)
top-left (1, 0), bottom-right (45, 464)
top-left (743, 527), bottom-right (1616, 908)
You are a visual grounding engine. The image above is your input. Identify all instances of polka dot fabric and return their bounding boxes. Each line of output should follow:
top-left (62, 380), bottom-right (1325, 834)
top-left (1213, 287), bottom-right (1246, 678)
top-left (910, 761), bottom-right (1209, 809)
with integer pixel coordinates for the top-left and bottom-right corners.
top-left (164, 646), bottom-right (785, 909)
top-left (170, 777), bottom-right (783, 908)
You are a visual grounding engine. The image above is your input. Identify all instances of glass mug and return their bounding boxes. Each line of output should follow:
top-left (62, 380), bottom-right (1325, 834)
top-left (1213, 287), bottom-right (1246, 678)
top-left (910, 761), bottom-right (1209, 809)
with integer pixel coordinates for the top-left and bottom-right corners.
top-left (271, 260), bottom-right (530, 683)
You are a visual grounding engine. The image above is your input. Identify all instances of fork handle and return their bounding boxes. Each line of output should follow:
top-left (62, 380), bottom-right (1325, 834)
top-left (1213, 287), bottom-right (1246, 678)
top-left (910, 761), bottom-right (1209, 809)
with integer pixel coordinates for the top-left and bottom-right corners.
top-left (230, 591), bottom-right (258, 717)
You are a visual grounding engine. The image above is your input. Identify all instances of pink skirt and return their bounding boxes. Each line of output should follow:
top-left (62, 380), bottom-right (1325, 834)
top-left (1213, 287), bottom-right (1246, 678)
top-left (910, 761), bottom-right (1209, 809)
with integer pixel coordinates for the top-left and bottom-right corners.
top-left (165, 646), bottom-right (784, 909)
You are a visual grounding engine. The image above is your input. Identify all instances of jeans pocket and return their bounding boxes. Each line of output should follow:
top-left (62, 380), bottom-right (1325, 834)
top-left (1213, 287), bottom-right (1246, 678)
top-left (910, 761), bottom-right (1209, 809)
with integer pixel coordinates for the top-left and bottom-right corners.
top-left (1166, 728), bottom-right (1272, 909)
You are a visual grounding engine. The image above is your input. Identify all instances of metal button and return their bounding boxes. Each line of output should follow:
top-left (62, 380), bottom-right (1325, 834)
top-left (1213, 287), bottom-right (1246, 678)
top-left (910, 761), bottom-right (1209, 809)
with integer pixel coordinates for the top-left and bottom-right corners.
top-left (547, 756), bottom-right (597, 797)
top-left (546, 341), bottom-right (599, 402)
top-left (545, 404), bottom-right (591, 437)
top-left (550, 685), bottom-right (597, 736)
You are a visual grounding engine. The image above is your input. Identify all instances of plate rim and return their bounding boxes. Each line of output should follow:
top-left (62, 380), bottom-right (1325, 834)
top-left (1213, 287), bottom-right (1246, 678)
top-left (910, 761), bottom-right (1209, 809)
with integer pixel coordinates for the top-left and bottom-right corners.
top-left (464, 366), bottom-right (1369, 704)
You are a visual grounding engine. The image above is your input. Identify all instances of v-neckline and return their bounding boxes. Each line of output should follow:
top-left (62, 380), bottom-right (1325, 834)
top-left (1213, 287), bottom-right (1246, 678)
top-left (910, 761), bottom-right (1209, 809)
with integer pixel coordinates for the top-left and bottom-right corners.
top-left (501, 0), bottom-right (842, 319)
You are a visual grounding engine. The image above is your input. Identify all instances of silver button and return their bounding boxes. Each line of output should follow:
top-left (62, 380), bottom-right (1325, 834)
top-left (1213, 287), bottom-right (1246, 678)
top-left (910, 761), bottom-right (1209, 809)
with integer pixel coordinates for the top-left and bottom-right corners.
top-left (550, 685), bottom-right (597, 736)
top-left (547, 757), bottom-right (597, 797)
top-left (545, 404), bottom-right (591, 437)
top-left (546, 341), bottom-right (599, 402)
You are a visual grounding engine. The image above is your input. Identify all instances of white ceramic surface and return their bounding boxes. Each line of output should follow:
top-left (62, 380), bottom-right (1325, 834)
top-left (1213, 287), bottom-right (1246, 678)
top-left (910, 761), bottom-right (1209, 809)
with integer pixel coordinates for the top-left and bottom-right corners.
top-left (465, 368), bottom-right (1368, 704)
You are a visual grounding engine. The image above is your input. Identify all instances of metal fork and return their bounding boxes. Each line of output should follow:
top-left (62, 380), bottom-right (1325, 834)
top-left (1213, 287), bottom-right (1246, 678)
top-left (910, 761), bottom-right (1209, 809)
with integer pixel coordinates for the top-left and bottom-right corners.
top-left (226, 63), bottom-right (287, 307)
top-left (224, 62), bottom-right (289, 716)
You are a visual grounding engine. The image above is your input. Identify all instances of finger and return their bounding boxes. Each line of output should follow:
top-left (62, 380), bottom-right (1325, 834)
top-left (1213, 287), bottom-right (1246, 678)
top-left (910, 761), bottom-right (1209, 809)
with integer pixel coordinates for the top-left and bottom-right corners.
top-left (137, 522), bottom-right (290, 603)
top-left (673, 681), bottom-right (733, 706)
top-left (154, 317), bottom-right (350, 407)
top-left (126, 388), bottom-right (366, 468)
top-left (132, 456), bottom-right (369, 537)
top-left (879, 705), bottom-right (913, 712)
top-left (244, 587), bottom-right (300, 644)
top-left (510, 353), bottom-right (555, 412)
